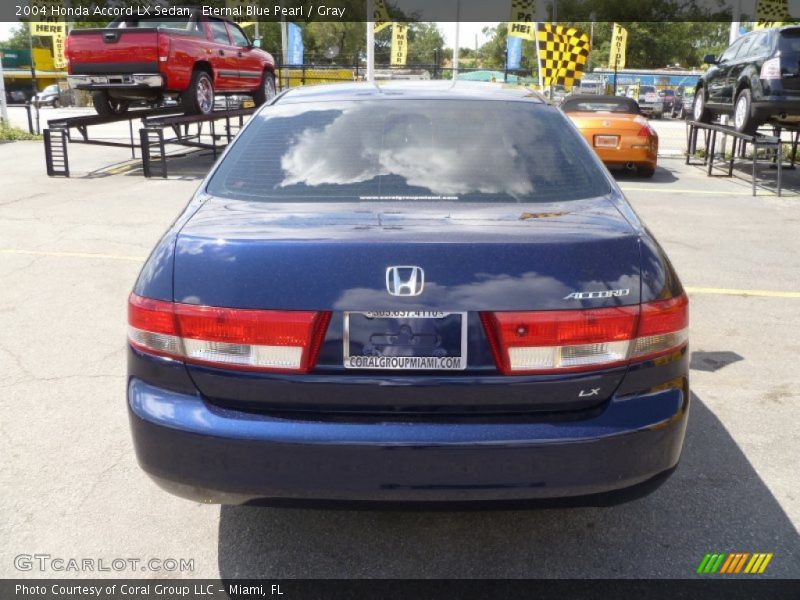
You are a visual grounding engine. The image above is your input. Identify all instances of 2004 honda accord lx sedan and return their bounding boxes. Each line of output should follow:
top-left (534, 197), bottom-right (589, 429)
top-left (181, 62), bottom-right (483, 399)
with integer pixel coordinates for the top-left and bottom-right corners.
top-left (128, 82), bottom-right (689, 505)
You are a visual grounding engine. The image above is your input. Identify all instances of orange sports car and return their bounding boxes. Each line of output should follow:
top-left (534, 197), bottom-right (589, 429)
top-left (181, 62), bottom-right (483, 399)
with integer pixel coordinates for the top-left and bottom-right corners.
top-left (561, 95), bottom-right (658, 178)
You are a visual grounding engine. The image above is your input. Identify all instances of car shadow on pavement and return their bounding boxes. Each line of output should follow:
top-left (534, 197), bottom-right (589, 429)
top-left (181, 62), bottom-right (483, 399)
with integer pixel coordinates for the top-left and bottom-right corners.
top-left (216, 394), bottom-right (799, 578)
top-left (611, 165), bottom-right (679, 184)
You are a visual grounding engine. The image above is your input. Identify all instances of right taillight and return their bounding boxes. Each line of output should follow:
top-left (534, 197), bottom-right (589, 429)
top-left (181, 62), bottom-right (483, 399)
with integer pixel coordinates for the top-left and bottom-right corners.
top-left (481, 294), bottom-right (688, 375)
top-left (128, 293), bottom-right (331, 373)
top-left (761, 56), bottom-right (781, 79)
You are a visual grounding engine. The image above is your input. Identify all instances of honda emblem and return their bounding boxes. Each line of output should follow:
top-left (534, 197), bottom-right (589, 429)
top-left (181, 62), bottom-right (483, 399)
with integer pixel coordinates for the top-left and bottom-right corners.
top-left (386, 266), bottom-right (425, 297)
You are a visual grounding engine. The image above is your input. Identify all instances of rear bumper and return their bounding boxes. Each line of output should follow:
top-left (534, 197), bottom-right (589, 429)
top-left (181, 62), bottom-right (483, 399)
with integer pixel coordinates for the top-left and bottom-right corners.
top-left (67, 74), bottom-right (163, 91)
top-left (128, 377), bottom-right (689, 505)
top-left (752, 97), bottom-right (800, 120)
top-left (594, 146), bottom-right (657, 168)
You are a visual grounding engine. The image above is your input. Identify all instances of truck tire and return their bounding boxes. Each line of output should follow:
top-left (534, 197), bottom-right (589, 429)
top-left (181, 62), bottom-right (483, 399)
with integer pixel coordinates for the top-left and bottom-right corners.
top-left (182, 70), bottom-right (214, 115)
top-left (92, 91), bottom-right (129, 117)
top-left (253, 70), bottom-right (276, 106)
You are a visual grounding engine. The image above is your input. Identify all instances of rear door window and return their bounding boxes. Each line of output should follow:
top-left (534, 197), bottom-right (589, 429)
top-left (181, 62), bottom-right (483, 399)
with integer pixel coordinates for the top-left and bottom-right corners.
top-left (207, 99), bottom-right (611, 204)
top-left (749, 31), bottom-right (772, 57)
top-left (209, 19), bottom-right (231, 44)
top-left (779, 29), bottom-right (800, 54)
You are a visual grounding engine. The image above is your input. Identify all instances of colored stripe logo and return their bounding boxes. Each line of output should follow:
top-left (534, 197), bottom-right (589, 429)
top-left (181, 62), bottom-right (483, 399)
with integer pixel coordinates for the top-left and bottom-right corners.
top-left (697, 553), bottom-right (773, 574)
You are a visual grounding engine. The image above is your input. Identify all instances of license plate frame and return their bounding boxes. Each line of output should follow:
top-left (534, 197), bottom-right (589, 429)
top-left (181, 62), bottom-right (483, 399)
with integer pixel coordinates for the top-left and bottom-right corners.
top-left (343, 311), bottom-right (468, 370)
top-left (594, 135), bottom-right (619, 148)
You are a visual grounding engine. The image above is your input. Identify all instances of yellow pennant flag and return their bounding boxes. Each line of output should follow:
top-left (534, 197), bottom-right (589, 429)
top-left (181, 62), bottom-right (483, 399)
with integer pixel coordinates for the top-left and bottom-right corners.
top-left (374, 0), bottom-right (392, 33)
top-left (609, 23), bottom-right (628, 69)
top-left (30, 0), bottom-right (65, 38)
top-left (30, 21), bottom-right (65, 37)
top-left (52, 29), bottom-right (67, 69)
top-left (755, 0), bottom-right (790, 27)
top-left (391, 23), bottom-right (408, 66)
top-left (508, 0), bottom-right (536, 41)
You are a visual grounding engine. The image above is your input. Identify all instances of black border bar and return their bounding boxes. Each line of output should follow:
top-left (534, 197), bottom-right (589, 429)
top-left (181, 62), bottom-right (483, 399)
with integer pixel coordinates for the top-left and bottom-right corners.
top-left (3, 579), bottom-right (800, 600)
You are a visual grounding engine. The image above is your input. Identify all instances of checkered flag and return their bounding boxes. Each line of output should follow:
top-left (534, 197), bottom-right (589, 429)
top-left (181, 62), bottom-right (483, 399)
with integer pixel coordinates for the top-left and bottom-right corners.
top-left (756, 0), bottom-right (791, 22)
top-left (536, 24), bottom-right (591, 88)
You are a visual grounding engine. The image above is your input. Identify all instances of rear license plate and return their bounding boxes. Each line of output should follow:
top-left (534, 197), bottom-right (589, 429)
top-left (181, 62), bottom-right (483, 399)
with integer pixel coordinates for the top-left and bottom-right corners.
top-left (343, 311), bottom-right (468, 370)
top-left (594, 135), bottom-right (619, 148)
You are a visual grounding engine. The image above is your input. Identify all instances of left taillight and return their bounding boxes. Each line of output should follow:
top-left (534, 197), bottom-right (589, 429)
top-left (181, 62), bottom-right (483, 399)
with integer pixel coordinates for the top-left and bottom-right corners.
top-left (481, 294), bottom-right (688, 375)
top-left (128, 293), bottom-right (331, 373)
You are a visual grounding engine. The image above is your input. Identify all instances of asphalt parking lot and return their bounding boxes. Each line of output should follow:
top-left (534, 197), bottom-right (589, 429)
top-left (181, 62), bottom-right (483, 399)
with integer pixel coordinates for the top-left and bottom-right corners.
top-left (0, 115), bottom-right (799, 579)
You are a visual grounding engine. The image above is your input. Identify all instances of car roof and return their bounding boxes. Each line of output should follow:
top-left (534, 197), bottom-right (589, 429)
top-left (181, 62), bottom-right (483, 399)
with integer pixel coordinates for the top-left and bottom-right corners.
top-left (276, 81), bottom-right (548, 105)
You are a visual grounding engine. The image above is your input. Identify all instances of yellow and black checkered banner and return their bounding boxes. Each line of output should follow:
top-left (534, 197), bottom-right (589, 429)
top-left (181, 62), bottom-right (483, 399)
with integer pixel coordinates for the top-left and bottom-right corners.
top-left (390, 23), bottom-right (408, 65)
top-left (536, 23), bottom-right (591, 88)
top-left (755, 0), bottom-right (790, 27)
top-left (508, 0), bottom-right (536, 41)
top-left (374, 0), bottom-right (392, 33)
top-left (609, 22), bottom-right (627, 70)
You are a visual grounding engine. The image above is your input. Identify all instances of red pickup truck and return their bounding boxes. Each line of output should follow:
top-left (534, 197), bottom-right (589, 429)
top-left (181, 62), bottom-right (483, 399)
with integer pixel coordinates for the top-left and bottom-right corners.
top-left (65, 13), bottom-right (276, 116)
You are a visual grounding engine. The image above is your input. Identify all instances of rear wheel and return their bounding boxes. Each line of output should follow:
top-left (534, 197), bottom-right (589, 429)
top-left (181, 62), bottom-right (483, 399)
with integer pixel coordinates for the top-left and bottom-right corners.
top-left (182, 70), bottom-right (214, 115)
top-left (52, 98), bottom-right (60, 108)
top-left (733, 88), bottom-right (758, 135)
top-left (253, 70), bottom-right (276, 106)
top-left (637, 165), bottom-right (656, 178)
top-left (693, 89), bottom-right (711, 123)
top-left (92, 91), bottom-right (129, 117)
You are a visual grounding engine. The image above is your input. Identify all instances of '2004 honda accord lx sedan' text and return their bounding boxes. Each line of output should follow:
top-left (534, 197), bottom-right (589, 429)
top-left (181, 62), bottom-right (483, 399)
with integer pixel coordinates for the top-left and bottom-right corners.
top-left (127, 82), bottom-right (689, 505)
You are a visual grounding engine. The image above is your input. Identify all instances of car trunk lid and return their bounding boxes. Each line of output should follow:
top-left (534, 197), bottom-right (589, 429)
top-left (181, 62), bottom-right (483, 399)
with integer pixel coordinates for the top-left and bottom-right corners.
top-left (168, 197), bottom-right (644, 415)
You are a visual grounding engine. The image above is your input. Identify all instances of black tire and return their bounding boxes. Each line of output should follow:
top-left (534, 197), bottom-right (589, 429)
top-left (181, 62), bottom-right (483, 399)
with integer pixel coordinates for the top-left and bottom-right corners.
top-left (733, 88), bottom-right (758, 135)
top-left (52, 98), bottom-right (60, 109)
top-left (692, 89), bottom-right (711, 123)
top-left (253, 70), bottom-right (276, 106)
top-left (637, 165), bottom-right (656, 178)
top-left (181, 70), bottom-right (214, 115)
top-left (92, 91), bottom-right (129, 117)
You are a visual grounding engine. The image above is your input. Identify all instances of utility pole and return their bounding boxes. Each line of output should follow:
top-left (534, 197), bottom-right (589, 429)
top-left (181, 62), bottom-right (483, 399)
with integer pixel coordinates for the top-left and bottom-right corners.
top-left (366, 0), bottom-right (374, 82)
top-left (0, 53), bottom-right (9, 125)
top-left (29, 26), bottom-right (38, 97)
top-left (452, 0), bottom-right (460, 80)
top-left (729, 0), bottom-right (742, 44)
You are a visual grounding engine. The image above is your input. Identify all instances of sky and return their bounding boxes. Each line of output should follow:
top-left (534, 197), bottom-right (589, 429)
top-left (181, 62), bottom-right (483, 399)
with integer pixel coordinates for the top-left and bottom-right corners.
top-left (0, 22), bottom-right (17, 42)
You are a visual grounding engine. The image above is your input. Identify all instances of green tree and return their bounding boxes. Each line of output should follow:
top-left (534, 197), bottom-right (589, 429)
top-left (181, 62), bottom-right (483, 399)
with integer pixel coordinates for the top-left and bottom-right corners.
top-left (478, 24), bottom-right (539, 71)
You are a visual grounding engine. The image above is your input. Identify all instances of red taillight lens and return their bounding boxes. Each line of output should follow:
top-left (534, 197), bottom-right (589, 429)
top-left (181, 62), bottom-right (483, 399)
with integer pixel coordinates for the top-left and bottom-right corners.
top-left (481, 294), bottom-right (688, 375)
top-left (157, 34), bottom-right (171, 63)
top-left (128, 293), bottom-right (331, 373)
top-left (629, 294), bottom-right (689, 361)
top-left (761, 56), bottom-right (780, 80)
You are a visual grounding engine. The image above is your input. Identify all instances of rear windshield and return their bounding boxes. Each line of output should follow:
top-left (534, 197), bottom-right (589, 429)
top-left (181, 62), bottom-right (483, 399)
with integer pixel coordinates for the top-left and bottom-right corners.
top-left (562, 96), bottom-right (639, 114)
top-left (111, 18), bottom-right (199, 32)
top-left (206, 99), bottom-right (611, 204)
top-left (779, 29), bottom-right (800, 54)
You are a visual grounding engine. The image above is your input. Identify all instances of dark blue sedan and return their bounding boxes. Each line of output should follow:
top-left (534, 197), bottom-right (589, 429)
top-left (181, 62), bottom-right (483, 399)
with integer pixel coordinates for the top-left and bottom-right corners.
top-left (127, 82), bottom-right (689, 505)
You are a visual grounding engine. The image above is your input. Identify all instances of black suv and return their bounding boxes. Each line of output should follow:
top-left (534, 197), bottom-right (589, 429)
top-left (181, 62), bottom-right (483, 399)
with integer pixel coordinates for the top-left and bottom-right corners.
top-left (694, 26), bottom-right (800, 133)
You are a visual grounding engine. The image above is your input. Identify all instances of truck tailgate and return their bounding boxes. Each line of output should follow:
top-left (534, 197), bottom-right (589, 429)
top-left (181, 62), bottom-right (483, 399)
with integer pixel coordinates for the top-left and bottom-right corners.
top-left (67, 29), bottom-right (160, 74)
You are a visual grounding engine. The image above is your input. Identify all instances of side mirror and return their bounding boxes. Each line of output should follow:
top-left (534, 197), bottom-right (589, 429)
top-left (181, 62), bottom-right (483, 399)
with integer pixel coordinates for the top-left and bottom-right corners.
top-left (703, 54), bottom-right (717, 65)
top-left (253, 38), bottom-right (262, 48)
